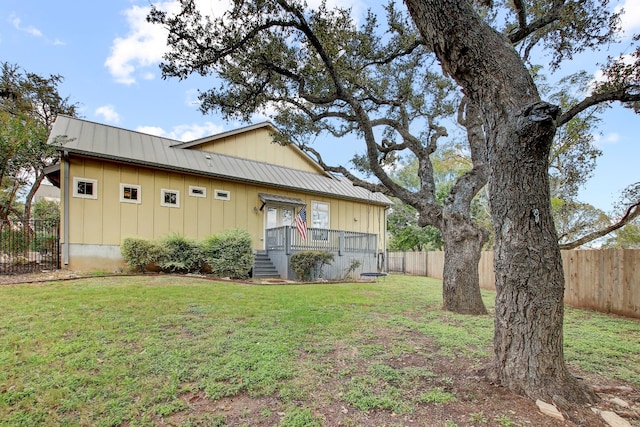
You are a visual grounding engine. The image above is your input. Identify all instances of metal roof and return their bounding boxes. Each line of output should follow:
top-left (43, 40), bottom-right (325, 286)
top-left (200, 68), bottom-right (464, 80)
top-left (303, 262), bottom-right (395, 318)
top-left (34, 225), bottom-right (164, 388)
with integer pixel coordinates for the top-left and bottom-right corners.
top-left (258, 193), bottom-right (305, 206)
top-left (48, 116), bottom-right (391, 206)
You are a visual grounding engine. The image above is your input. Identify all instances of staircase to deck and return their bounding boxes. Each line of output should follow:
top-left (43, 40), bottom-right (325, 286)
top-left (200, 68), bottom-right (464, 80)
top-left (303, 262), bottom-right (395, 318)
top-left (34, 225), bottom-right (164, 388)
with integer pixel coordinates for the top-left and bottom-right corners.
top-left (253, 251), bottom-right (280, 279)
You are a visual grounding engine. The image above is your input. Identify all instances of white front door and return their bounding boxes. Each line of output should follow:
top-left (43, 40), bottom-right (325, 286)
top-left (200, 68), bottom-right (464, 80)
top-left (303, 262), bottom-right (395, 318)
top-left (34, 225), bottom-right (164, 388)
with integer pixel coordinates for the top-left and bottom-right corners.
top-left (265, 206), bottom-right (293, 229)
top-left (264, 205), bottom-right (294, 248)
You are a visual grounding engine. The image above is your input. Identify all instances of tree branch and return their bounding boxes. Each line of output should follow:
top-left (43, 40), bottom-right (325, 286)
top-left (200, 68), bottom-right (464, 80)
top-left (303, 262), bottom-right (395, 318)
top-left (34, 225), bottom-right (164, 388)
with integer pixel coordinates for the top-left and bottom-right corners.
top-left (558, 86), bottom-right (640, 126)
top-left (559, 200), bottom-right (640, 249)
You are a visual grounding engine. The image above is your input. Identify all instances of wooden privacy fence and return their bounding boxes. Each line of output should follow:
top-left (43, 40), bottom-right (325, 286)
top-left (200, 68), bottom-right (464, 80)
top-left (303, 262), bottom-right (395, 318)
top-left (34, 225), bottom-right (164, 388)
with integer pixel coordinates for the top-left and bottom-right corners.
top-left (387, 249), bottom-right (640, 319)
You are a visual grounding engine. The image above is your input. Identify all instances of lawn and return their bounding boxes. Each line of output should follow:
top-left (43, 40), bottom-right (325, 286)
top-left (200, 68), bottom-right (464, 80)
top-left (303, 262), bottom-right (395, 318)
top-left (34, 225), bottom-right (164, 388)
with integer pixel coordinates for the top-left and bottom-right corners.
top-left (0, 274), bottom-right (638, 426)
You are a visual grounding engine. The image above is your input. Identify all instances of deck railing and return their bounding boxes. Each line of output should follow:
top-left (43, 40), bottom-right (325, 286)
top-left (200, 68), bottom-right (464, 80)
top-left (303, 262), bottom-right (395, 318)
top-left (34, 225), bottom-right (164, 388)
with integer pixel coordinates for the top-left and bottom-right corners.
top-left (266, 226), bottom-right (378, 255)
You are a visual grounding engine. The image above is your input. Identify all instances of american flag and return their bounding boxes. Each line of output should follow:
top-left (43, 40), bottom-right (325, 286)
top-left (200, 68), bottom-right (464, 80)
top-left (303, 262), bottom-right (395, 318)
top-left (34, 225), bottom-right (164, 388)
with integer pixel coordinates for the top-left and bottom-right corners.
top-left (295, 206), bottom-right (307, 240)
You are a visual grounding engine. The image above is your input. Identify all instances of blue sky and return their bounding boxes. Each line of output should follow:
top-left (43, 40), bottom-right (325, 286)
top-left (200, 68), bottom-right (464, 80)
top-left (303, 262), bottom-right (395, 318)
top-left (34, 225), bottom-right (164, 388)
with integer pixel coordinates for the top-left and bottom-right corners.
top-left (1, 0), bottom-right (638, 214)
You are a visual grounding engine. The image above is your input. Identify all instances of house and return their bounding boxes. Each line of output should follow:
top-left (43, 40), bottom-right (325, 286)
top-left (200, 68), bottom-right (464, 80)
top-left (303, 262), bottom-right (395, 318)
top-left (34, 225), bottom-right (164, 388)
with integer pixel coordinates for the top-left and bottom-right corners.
top-left (45, 116), bottom-right (391, 279)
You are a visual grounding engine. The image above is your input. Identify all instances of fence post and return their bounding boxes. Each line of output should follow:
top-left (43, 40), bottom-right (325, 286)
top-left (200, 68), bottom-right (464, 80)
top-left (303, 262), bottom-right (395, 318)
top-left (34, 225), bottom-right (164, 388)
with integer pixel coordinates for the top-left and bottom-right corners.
top-left (403, 251), bottom-right (406, 274)
top-left (339, 231), bottom-right (344, 256)
top-left (285, 225), bottom-right (291, 255)
top-left (425, 251), bottom-right (428, 277)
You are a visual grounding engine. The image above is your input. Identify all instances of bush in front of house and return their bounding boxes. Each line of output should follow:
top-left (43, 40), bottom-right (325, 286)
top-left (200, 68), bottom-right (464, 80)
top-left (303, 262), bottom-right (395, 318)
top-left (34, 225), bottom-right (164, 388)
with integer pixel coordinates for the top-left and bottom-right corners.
top-left (120, 237), bottom-right (167, 273)
top-left (159, 234), bottom-right (204, 273)
top-left (290, 250), bottom-right (334, 281)
top-left (202, 228), bottom-right (254, 279)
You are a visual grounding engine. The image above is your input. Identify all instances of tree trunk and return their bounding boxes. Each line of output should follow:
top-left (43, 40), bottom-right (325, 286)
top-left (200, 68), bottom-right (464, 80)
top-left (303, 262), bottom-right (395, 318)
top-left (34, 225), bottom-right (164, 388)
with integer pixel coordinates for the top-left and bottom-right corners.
top-left (403, 0), bottom-right (596, 403)
top-left (441, 212), bottom-right (487, 314)
top-left (490, 104), bottom-right (595, 402)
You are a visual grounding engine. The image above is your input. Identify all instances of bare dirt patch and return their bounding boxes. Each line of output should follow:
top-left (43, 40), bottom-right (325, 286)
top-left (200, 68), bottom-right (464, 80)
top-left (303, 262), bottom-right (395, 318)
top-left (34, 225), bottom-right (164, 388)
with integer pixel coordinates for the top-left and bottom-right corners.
top-left (162, 330), bottom-right (639, 426)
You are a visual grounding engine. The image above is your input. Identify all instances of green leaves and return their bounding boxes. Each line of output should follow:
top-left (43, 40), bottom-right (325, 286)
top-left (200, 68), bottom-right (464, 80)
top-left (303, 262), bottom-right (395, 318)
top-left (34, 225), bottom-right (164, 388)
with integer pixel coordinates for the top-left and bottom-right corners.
top-left (0, 62), bottom-right (78, 221)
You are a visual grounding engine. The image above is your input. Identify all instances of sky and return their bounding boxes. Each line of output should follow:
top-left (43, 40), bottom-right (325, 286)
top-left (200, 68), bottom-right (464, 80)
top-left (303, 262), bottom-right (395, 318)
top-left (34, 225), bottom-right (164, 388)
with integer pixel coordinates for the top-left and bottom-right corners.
top-left (1, 0), bottom-right (639, 214)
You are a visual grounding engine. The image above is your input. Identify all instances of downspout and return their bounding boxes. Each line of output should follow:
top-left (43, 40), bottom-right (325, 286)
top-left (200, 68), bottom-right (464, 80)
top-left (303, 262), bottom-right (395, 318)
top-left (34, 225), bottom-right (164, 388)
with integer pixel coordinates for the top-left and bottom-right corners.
top-left (62, 151), bottom-right (70, 265)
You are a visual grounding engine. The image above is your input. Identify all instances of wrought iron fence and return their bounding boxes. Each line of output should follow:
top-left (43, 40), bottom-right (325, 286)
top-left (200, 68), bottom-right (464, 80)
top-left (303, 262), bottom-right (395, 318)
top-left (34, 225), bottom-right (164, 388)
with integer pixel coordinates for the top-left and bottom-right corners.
top-left (0, 219), bottom-right (60, 275)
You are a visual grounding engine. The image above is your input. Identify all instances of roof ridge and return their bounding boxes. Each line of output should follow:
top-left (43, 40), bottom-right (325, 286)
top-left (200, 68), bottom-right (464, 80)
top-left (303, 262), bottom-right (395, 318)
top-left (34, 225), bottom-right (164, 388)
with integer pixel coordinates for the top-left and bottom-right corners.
top-left (184, 148), bottom-right (338, 180)
top-left (56, 114), bottom-right (183, 144)
top-left (173, 121), bottom-right (275, 147)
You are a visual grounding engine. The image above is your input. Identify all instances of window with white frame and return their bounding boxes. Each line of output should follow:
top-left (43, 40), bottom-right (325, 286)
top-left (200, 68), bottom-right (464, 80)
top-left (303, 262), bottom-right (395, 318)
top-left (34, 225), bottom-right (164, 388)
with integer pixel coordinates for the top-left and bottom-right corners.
top-left (160, 189), bottom-right (180, 208)
top-left (120, 183), bottom-right (141, 204)
top-left (189, 185), bottom-right (207, 198)
top-left (311, 201), bottom-right (330, 228)
top-left (214, 189), bottom-right (230, 201)
top-left (72, 177), bottom-right (98, 199)
top-left (311, 201), bottom-right (330, 240)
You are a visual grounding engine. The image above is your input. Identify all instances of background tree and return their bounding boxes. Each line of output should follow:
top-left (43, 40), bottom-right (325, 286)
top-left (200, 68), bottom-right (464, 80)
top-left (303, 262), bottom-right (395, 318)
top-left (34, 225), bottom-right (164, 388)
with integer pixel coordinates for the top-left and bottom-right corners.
top-left (387, 142), bottom-right (481, 251)
top-left (387, 200), bottom-right (442, 251)
top-left (150, 0), bottom-right (489, 314)
top-left (403, 0), bottom-right (638, 404)
top-left (602, 219), bottom-right (640, 248)
top-left (32, 199), bottom-right (61, 223)
top-left (0, 62), bottom-right (78, 222)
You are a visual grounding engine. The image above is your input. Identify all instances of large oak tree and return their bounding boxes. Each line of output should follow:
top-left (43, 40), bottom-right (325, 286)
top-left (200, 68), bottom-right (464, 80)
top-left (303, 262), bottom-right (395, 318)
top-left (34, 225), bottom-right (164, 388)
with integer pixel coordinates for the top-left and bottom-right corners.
top-left (150, 0), bottom-right (489, 314)
top-left (402, 0), bottom-right (639, 402)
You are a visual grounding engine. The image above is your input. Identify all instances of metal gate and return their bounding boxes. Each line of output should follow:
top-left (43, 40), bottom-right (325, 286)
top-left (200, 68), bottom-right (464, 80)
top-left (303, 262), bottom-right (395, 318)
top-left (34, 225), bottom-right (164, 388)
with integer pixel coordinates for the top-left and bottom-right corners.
top-left (0, 219), bottom-right (60, 274)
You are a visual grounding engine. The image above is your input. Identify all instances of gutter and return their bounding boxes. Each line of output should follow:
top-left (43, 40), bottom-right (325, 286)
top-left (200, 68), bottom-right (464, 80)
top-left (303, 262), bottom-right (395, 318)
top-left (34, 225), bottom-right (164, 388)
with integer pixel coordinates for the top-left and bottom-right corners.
top-left (62, 151), bottom-right (70, 265)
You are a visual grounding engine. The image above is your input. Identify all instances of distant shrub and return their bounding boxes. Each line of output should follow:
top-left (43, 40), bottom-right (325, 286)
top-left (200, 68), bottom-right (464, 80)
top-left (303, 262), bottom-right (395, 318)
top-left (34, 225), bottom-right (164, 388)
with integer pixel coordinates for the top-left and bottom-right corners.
top-left (120, 237), bottom-right (167, 273)
top-left (0, 227), bottom-right (30, 255)
top-left (202, 229), bottom-right (253, 279)
top-left (290, 250), bottom-right (334, 281)
top-left (159, 234), bottom-right (204, 273)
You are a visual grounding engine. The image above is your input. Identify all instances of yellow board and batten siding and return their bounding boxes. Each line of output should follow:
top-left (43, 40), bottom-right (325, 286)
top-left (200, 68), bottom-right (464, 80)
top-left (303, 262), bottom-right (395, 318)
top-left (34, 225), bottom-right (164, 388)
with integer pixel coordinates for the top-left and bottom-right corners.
top-left (190, 126), bottom-right (321, 174)
top-left (63, 158), bottom-right (386, 271)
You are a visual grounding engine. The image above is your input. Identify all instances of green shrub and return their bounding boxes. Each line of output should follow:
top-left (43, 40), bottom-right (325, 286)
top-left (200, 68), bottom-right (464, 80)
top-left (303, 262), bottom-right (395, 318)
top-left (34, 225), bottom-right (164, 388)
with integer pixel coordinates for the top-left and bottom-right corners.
top-left (342, 258), bottom-right (362, 280)
top-left (202, 229), bottom-right (254, 279)
top-left (289, 250), bottom-right (334, 281)
top-left (30, 233), bottom-right (57, 254)
top-left (159, 234), bottom-right (204, 273)
top-left (0, 227), bottom-right (30, 255)
top-left (120, 238), bottom-right (167, 273)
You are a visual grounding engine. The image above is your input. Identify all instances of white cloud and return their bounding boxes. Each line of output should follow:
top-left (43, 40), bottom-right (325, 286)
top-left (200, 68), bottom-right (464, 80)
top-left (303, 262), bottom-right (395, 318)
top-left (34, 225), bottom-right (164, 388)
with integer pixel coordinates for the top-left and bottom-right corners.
top-left (594, 132), bottom-right (620, 147)
top-left (10, 15), bottom-right (43, 37)
top-left (136, 125), bottom-right (166, 137)
top-left (616, 0), bottom-right (640, 37)
top-left (105, 1), bottom-right (230, 85)
top-left (104, 3), bottom-right (173, 85)
top-left (8, 14), bottom-right (65, 46)
top-left (95, 105), bottom-right (121, 124)
top-left (136, 122), bottom-right (225, 141)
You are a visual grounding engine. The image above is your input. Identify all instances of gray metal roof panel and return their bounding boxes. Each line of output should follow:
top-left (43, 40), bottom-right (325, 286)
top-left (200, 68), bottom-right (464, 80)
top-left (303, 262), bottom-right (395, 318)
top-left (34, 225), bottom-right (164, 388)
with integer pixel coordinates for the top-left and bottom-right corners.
top-left (48, 116), bottom-right (391, 206)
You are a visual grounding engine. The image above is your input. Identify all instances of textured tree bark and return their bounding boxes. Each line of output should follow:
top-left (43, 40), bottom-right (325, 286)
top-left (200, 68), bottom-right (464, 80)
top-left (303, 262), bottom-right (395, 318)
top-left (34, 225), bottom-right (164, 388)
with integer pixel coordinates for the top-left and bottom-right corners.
top-left (441, 212), bottom-right (487, 314)
top-left (403, 0), bottom-right (596, 402)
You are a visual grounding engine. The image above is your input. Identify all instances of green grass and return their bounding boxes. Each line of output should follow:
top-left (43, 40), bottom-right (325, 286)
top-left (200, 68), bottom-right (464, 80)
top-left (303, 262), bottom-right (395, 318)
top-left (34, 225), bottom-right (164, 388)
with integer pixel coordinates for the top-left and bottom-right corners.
top-left (0, 274), bottom-right (638, 426)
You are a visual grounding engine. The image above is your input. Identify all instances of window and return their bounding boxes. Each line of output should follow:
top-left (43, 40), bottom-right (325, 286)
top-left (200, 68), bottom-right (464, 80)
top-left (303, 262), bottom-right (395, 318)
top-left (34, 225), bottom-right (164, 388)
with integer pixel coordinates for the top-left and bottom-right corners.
top-left (189, 185), bottom-right (207, 198)
top-left (214, 189), bottom-right (230, 201)
top-left (72, 177), bottom-right (97, 199)
top-left (160, 189), bottom-right (180, 208)
top-left (311, 201), bottom-right (330, 228)
top-left (282, 208), bottom-right (293, 226)
top-left (265, 206), bottom-right (293, 229)
top-left (120, 184), bottom-right (141, 204)
top-left (311, 201), bottom-right (330, 240)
